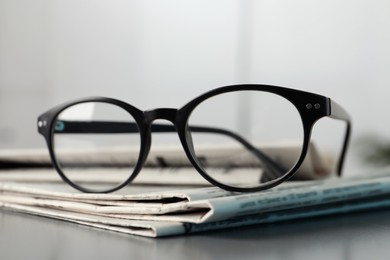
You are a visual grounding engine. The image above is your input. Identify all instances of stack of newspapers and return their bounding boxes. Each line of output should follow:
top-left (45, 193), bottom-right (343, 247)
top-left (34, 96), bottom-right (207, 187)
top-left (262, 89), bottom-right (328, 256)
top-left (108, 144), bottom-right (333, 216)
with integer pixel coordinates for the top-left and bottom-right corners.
top-left (1, 143), bottom-right (390, 238)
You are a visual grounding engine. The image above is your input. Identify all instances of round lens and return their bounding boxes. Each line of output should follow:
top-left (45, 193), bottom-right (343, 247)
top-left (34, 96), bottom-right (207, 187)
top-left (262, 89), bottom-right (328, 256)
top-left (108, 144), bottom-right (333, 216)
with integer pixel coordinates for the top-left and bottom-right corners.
top-left (187, 90), bottom-right (304, 189)
top-left (52, 101), bottom-right (141, 192)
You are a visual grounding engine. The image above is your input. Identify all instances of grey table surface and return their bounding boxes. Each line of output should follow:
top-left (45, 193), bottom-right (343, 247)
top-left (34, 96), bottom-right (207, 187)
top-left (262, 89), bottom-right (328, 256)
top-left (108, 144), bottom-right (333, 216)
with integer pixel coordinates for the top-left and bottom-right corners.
top-left (1, 206), bottom-right (390, 260)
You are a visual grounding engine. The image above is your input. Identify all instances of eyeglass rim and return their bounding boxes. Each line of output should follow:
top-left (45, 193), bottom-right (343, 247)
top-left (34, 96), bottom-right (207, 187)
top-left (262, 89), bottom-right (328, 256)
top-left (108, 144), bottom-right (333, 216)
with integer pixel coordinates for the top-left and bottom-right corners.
top-left (177, 84), bottom-right (347, 192)
top-left (37, 84), bottom-right (351, 193)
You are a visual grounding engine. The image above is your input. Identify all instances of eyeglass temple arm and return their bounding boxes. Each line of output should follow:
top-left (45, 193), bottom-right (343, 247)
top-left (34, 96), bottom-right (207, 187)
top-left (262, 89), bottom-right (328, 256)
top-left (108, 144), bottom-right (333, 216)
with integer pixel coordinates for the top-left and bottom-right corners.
top-left (328, 99), bottom-right (352, 177)
top-left (54, 120), bottom-right (285, 178)
top-left (184, 125), bottom-right (286, 180)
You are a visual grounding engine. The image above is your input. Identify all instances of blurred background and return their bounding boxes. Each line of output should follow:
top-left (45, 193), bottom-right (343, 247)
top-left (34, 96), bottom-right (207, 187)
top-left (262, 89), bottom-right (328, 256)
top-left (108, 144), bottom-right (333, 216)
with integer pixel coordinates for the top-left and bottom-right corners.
top-left (0, 0), bottom-right (389, 173)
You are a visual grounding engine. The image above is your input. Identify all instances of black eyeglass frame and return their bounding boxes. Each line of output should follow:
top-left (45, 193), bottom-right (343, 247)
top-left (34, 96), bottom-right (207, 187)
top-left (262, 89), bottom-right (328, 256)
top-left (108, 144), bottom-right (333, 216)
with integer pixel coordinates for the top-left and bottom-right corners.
top-left (38, 84), bottom-right (351, 193)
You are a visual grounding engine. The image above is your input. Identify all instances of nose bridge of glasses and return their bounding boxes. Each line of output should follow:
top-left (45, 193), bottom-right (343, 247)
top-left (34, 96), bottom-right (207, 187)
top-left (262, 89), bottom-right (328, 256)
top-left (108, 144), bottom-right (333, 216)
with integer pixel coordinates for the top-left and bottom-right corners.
top-left (144, 108), bottom-right (178, 125)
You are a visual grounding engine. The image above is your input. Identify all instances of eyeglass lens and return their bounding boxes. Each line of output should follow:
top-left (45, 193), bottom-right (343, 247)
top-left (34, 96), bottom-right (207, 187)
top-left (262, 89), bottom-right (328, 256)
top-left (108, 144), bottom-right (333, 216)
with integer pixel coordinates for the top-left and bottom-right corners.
top-left (188, 90), bottom-right (304, 188)
top-left (53, 102), bottom-right (142, 191)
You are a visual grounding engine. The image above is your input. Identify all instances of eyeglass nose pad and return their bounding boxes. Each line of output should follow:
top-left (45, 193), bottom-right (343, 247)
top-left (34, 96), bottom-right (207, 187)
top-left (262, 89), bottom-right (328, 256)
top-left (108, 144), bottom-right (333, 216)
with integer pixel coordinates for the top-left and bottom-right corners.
top-left (128, 126), bottom-right (152, 184)
top-left (183, 127), bottom-right (195, 152)
top-left (182, 127), bottom-right (207, 169)
top-left (139, 127), bottom-right (153, 165)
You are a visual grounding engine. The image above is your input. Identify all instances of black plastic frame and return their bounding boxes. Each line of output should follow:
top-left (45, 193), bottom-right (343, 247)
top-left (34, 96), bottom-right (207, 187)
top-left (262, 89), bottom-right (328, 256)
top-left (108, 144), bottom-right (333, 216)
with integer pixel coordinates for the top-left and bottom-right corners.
top-left (38, 84), bottom-right (351, 193)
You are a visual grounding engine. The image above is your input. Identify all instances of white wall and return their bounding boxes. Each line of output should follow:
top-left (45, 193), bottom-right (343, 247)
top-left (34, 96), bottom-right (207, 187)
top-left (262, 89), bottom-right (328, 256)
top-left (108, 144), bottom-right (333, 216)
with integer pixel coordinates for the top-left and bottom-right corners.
top-left (1, 0), bottom-right (389, 172)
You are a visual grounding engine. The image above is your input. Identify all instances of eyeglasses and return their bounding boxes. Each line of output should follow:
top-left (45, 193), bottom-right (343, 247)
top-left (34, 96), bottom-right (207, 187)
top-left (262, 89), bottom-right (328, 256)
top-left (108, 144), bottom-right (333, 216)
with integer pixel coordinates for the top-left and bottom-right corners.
top-left (37, 84), bottom-right (351, 193)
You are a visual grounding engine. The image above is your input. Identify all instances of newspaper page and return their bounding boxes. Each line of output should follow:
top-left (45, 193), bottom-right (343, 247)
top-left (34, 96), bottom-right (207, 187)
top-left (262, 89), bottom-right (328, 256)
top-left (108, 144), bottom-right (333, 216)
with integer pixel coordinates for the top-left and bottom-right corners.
top-left (2, 144), bottom-right (390, 237)
top-left (0, 141), bottom-right (331, 185)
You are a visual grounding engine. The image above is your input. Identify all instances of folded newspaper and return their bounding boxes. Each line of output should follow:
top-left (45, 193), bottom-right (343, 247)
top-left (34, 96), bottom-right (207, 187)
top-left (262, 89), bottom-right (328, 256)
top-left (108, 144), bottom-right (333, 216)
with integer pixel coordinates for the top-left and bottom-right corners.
top-left (1, 143), bottom-right (390, 238)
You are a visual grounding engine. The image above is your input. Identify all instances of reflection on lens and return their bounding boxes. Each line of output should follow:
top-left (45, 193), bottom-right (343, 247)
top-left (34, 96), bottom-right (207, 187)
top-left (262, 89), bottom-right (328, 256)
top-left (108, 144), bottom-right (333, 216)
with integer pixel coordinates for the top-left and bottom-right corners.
top-left (188, 90), bottom-right (304, 189)
top-left (52, 102), bottom-right (141, 192)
